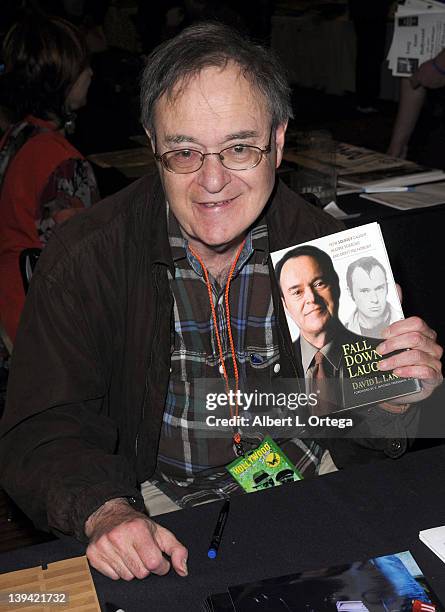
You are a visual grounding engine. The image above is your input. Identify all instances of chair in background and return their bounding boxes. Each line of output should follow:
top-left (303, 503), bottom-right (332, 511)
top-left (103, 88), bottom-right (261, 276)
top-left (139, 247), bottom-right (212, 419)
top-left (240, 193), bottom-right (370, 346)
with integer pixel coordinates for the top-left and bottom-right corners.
top-left (1, 248), bottom-right (41, 522)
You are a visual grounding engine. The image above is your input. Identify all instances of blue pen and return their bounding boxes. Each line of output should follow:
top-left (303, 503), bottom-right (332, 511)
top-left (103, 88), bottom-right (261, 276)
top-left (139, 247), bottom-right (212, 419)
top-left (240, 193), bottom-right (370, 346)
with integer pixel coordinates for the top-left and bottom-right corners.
top-left (207, 500), bottom-right (230, 559)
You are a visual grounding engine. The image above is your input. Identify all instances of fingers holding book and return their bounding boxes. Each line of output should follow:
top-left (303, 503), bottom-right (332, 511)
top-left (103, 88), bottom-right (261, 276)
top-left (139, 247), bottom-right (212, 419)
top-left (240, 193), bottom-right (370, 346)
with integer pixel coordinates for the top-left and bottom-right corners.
top-left (376, 316), bottom-right (443, 402)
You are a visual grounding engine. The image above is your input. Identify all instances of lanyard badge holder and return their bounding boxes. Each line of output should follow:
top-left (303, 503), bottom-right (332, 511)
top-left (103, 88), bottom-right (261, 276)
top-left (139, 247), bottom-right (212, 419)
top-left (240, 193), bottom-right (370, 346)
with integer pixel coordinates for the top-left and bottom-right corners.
top-left (189, 242), bottom-right (302, 493)
top-left (189, 241), bottom-right (246, 457)
top-left (226, 435), bottom-right (303, 493)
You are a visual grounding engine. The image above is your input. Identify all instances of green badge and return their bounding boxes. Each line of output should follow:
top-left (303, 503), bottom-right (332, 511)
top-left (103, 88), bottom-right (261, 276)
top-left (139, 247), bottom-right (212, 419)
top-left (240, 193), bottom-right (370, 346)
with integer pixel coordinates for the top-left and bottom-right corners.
top-left (226, 436), bottom-right (303, 493)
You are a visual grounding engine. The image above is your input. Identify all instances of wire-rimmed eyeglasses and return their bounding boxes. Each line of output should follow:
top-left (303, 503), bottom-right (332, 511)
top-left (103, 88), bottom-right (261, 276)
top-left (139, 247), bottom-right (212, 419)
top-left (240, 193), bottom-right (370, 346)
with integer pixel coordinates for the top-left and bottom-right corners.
top-left (155, 129), bottom-right (273, 174)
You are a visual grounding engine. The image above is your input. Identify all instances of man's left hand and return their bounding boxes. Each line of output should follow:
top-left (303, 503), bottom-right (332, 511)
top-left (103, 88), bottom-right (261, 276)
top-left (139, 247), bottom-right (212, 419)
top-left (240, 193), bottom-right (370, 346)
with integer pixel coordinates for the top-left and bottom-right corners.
top-left (376, 316), bottom-right (443, 403)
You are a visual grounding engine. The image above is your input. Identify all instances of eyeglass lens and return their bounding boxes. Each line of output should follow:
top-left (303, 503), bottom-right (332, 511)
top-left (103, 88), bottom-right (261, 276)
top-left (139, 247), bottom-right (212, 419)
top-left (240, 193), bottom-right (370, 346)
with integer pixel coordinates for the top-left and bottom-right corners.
top-left (164, 145), bottom-right (263, 173)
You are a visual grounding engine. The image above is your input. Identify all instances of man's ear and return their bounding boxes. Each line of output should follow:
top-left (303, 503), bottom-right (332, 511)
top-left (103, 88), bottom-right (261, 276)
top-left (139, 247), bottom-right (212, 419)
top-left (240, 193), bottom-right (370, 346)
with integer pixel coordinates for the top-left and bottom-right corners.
top-left (275, 121), bottom-right (288, 169)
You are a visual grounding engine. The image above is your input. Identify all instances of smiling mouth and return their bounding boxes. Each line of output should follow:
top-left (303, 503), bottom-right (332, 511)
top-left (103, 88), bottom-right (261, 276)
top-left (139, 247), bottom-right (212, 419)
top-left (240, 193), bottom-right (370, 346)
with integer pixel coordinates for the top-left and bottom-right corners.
top-left (196, 196), bottom-right (238, 209)
top-left (305, 307), bottom-right (325, 317)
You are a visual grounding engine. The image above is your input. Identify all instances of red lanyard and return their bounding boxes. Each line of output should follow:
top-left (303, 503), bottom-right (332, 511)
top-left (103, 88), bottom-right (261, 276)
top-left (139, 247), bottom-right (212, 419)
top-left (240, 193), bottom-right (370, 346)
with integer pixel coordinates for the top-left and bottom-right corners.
top-left (189, 240), bottom-right (246, 454)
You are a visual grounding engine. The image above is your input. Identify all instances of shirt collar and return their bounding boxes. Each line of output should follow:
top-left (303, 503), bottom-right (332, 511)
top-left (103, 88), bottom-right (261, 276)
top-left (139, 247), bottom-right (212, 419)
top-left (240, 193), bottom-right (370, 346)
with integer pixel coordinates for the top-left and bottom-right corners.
top-left (300, 335), bottom-right (335, 374)
top-left (167, 205), bottom-right (269, 275)
top-left (299, 330), bottom-right (345, 374)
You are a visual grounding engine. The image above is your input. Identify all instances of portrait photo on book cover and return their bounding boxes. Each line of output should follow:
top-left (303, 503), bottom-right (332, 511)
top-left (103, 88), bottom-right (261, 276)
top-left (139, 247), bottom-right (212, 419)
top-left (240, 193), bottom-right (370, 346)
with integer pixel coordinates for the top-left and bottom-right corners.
top-left (271, 223), bottom-right (419, 416)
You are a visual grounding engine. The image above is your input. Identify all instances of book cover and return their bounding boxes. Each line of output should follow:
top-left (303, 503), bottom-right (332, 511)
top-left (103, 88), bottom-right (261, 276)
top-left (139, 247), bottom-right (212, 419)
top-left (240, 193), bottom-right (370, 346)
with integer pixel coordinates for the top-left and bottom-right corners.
top-left (226, 550), bottom-right (443, 612)
top-left (270, 222), bottom-right (420, 413)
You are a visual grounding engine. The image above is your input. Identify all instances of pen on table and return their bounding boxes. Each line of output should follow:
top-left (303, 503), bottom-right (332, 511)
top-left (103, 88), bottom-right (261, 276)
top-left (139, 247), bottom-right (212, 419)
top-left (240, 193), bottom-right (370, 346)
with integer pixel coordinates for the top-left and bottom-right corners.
top-left (362, 186), bottom-right (416, 193)
top-left (207, 500), bottom-right (230, 559)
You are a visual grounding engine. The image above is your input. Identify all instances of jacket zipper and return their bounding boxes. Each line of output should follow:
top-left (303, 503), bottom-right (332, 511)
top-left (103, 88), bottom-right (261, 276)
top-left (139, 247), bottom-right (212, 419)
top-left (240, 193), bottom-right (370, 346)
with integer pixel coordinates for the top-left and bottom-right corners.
top-left (135, 266), bottom-right (161, 457)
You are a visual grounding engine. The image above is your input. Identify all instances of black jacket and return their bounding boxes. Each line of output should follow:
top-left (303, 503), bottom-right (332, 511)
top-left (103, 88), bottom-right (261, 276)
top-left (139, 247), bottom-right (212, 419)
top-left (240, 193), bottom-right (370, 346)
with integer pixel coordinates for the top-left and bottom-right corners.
top-left (0, 174), bottom-right (414, 540)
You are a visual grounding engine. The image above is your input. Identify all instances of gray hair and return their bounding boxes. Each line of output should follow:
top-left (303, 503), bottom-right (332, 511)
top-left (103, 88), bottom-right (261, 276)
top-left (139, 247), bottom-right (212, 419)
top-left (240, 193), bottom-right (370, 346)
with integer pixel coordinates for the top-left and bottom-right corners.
top-left (140, 21), bottom-right (293, 135)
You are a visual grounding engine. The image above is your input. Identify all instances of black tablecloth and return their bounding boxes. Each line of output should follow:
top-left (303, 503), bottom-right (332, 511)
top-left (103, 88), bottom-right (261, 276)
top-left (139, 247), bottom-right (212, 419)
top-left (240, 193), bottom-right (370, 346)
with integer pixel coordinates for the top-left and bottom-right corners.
top-left (1, 446), bottom-right (445, 611)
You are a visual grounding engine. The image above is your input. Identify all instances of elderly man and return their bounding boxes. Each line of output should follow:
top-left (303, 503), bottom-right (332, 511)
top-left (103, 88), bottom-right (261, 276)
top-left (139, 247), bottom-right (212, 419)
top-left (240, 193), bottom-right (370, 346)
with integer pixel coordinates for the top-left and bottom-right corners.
top-left (345, 256), bottom-right (401, 338)
top-left (0, 23), bottom-right (442, 582)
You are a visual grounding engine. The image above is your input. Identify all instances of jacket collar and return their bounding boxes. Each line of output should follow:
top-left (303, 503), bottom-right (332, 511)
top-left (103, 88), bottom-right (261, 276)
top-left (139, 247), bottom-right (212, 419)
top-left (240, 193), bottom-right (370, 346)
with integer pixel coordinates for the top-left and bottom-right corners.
top-left (146, 173), bottom-right (175, 275)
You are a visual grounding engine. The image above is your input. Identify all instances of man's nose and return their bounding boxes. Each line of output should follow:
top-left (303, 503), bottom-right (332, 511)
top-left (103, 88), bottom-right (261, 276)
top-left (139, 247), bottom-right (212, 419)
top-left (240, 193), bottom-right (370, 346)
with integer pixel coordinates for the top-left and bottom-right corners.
top-left (196, 154), bottom-right (232, 193)
top-left (369, 290), bottom-right (379, 302)
top-left (304, 286), bottom-right (316, 303)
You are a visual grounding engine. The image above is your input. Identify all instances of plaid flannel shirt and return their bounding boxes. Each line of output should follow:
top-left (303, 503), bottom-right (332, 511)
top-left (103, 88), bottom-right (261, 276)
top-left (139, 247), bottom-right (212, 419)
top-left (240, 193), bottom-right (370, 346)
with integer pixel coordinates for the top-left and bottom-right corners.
top-left (149, 210), bottom-right (322, 507)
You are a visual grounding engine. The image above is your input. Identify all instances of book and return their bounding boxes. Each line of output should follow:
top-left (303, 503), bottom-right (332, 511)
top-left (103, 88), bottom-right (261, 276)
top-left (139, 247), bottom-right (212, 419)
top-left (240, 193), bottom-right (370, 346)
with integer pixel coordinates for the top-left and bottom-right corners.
top-left (270, 222), bottom-right (420, 413)
top-left (204, 550), bottom-right (443, 612)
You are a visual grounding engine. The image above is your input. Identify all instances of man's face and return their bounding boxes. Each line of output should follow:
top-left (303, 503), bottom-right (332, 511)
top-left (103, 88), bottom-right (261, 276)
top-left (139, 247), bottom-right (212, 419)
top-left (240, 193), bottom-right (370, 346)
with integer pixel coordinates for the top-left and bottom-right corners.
top-left (149, 64), bottom-right (286, 254)
top-left (350, 265), bottom-right (388, 320)
top-left (280, 255), bottom-right (337, 342)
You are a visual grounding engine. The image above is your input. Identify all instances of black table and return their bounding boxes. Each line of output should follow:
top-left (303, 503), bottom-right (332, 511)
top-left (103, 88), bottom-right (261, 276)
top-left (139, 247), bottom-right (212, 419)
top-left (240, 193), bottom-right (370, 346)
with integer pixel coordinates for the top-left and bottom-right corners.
top-left (1, 445), bottom-right (445, 611)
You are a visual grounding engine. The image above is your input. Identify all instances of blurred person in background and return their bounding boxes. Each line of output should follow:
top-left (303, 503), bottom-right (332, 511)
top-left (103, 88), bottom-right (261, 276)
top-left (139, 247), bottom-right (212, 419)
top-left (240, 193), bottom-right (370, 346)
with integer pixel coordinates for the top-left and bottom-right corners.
top-left (0, 13), bottom-right (99, 344)
top-left (387, 48), bottom-right (445, 160)
top-left (348, 0), bottom-right (392, 113)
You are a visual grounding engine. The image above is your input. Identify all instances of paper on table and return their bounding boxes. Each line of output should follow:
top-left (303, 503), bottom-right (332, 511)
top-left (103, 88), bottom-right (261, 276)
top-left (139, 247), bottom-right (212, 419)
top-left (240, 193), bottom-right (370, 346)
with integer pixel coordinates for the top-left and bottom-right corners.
top-left (336, 603), bottom-right (370, 612)
top-left (323, 201), bottom-right (361, 220)
top-left (285, 141), bottom-right (414, 175)
top-left (0, 555), bottom-right (101, 611)
top-left (419, 525), bottom-right (445, 563)
top-left (360, 181), bottom-right (445, 210)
